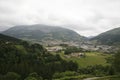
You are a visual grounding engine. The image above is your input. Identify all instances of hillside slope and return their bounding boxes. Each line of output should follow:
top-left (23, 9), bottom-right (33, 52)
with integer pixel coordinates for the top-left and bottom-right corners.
top-left (2, 24), bottom-right (86, 44)
top-left (91, 27), bottom-right (120, 45)
top-left (0, 33), bottom-right (21, 42)
top-left (0, 33), bottom-right (78, 79)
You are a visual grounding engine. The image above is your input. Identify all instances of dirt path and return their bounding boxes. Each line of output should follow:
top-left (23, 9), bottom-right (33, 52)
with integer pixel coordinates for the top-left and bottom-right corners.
top-left (83, 77), bottom-right (100, 80)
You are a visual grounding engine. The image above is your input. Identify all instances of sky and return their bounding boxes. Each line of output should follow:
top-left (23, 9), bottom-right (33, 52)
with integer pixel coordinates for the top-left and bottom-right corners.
top-left (0, 0), bottom-right (120, 37)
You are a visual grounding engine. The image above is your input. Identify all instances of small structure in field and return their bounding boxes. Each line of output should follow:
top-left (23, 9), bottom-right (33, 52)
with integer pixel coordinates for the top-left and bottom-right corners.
top-left (78, 53), bottom-right (85, 57)
top-left (65, 52), bottom-right (85, 58)
top-left (46, 46), bottom-right (63, 52)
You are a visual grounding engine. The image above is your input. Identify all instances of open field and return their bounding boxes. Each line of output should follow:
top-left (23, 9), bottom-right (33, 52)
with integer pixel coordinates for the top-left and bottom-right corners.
top-left (52, 52), bottom-right (111, 68)
top-left (67, 52), bottom-right (111, 67)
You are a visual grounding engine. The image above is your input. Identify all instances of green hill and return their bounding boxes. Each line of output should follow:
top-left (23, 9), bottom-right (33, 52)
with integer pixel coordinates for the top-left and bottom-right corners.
top-left (2, 24), bottom-right (86, 44)
top-left (0, 33), bottom-right (21, 42)
top-left (91, 27), bottom-right (120, 45)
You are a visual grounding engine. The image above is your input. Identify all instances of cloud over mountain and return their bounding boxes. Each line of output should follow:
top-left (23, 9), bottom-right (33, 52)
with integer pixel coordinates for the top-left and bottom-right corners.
top-left (0, 0), bottom-right (120, 36)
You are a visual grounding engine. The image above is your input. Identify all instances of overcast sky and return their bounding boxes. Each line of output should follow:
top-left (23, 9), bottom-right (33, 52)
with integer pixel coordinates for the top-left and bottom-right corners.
top-left (0, 0), bottom-right (120, 36)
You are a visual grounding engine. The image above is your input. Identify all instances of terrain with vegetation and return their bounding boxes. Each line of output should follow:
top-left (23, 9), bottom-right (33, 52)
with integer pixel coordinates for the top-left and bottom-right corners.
top-left (0, 33), bottom-right (78, 80)
top-left (91, 27), bottom-right (120, 45)
top-left (0, 34), bottom-right (20, 42)
top-left (2, 24), bottom-right (86, 46)
top-left (0, 25), bottom-right (120, 80)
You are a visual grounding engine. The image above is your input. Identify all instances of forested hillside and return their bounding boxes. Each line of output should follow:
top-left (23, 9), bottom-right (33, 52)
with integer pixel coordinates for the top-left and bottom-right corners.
top-left (0, 34), bottom-right (78, 80)
top-left (0, 34), bottom-right (21, 42)
top-left (91, 27), bottom-right (120, 45)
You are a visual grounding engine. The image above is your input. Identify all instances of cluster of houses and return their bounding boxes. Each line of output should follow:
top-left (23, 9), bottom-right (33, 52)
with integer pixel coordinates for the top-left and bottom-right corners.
top-left (80, 44), bottom-right (118, 53)
top-left (44, 40), bottom-right (119, 54)
top-left (46, 46), bottom-right (63, 52)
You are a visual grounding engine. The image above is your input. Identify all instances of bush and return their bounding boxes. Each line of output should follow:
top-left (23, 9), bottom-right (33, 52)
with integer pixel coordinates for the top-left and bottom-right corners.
top-left (4, 72), bottom-right (21, 80)
top-left (24, 77), bottom-right (37, 80)
top-left (53, 71), bottom-right (77, 79)
top-left (64, 46), bottom-right (83, 55)
top-left (24, 72), bottom-right (43, 80)
top-left (78, 65), bottom-right (112, 76)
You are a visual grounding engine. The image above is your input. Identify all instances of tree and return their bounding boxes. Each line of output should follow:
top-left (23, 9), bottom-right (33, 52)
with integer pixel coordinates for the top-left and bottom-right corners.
top-left (4, 72), bottom-right (21, 80)
top-left (24, 77), bottom-right (37, 80)
top-left (24, 72), bottom-right (43, 80)
top-left (113, 51), bottom-right (120, 72)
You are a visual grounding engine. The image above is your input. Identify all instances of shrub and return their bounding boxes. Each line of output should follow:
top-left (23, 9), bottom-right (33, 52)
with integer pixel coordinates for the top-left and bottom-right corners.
top-left (4, 72), bottom-right (21, 80)
top-left (53, 71), bottom-right (77, 79)
top-left (24, 72), bottom-right (43, 80)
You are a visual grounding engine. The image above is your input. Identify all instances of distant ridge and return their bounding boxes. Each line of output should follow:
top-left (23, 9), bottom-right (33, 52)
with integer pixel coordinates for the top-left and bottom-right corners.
top-left (2, 24), bottom-right (87, 45)
top-left (91, 27), bottom-right (120, 45)
top-left (0, 33), bottom-right (21, 42)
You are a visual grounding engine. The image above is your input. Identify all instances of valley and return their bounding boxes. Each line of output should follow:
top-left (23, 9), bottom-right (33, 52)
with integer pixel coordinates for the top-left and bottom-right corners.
top-left (2, 24), bottom-right (119, 53)
top-left (1, 0), bottom-right (120, 79)
top-left (0, 25), bottom-right (120, 80)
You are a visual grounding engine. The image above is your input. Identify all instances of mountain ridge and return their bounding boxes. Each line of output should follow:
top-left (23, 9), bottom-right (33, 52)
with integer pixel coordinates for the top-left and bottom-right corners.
top-left (2, 24), bottom-right (87, 45)
top-left (0, 33), bottom-right (21, 42)
top-left (91, 27), bottom-right (120, 45)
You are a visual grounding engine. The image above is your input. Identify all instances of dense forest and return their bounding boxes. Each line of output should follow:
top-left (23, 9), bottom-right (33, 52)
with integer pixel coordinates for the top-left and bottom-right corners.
top-left (0, 37), bottom-right (78, 80)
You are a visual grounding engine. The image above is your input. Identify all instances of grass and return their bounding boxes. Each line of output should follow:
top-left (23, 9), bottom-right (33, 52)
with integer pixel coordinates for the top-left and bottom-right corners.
top-left (52, 51), bottom-right (111, 68)
top-left (68, 52), bottom-right (110, 67)
top-left (95, 75), bottom-right (120, 80)
top-left (53, 74), bottom-right (93, 80)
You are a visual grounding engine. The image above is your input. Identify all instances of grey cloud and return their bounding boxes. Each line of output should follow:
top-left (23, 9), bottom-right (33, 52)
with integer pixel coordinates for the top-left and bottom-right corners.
top-left (0, 0), bottom-right (120, 36)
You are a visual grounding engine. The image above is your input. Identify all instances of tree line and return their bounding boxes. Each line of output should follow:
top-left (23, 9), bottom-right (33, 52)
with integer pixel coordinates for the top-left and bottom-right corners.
top-left (0, 41), bottom-right (78, 80)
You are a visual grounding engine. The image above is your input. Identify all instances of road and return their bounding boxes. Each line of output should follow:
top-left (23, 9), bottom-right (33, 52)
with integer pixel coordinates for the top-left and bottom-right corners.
top-left (83, 77), bottom-right (100, 80)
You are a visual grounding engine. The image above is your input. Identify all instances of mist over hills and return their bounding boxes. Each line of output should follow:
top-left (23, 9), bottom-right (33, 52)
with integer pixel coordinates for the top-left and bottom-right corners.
top-left (2, 24), bottom-right (87, 45)
top-left (2, 24), bottom-right (120, 46)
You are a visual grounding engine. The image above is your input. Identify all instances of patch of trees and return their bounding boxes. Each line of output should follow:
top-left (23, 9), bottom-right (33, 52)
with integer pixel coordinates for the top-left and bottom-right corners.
top-left (78, 65), bottom-right (115, 77)
top-left (103, 51), bottom-right (120, 75)
top-left (53, 71), bottom-right (78, 79)
top-left (0, 41), bottom-right (78, 80)
top-left (64, 46), bottom-right (84, 55)
top-left (111, 51), bottom-right (120, 73)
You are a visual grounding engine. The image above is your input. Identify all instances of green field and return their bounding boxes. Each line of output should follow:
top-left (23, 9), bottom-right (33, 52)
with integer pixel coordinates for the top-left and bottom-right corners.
top-left (67, 52), bottom-right (110, 67)
top-left (53, 52), bottom-right (111, 68)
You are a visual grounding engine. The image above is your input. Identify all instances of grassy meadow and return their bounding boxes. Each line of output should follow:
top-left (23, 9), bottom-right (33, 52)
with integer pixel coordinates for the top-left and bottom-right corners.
top-left (52, 51), bottom-right (111, 68)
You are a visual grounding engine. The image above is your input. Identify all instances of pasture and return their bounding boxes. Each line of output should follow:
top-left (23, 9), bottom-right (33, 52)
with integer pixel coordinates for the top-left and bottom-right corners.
top-left (52, 51), bottom-right (111, 68)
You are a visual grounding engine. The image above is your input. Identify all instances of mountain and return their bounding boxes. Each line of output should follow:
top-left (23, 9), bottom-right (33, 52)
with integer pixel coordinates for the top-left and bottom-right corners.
top-left (0, 33), bottom-right (21, 42)
top-left (91, 27), bottom-right (120, 45)
top-left (2, 24), bottom-right (86, 45)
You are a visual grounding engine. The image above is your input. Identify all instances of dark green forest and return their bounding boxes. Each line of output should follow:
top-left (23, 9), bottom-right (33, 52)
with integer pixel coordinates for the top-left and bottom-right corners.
top-left (0, 35), bottom-right (78, 80)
